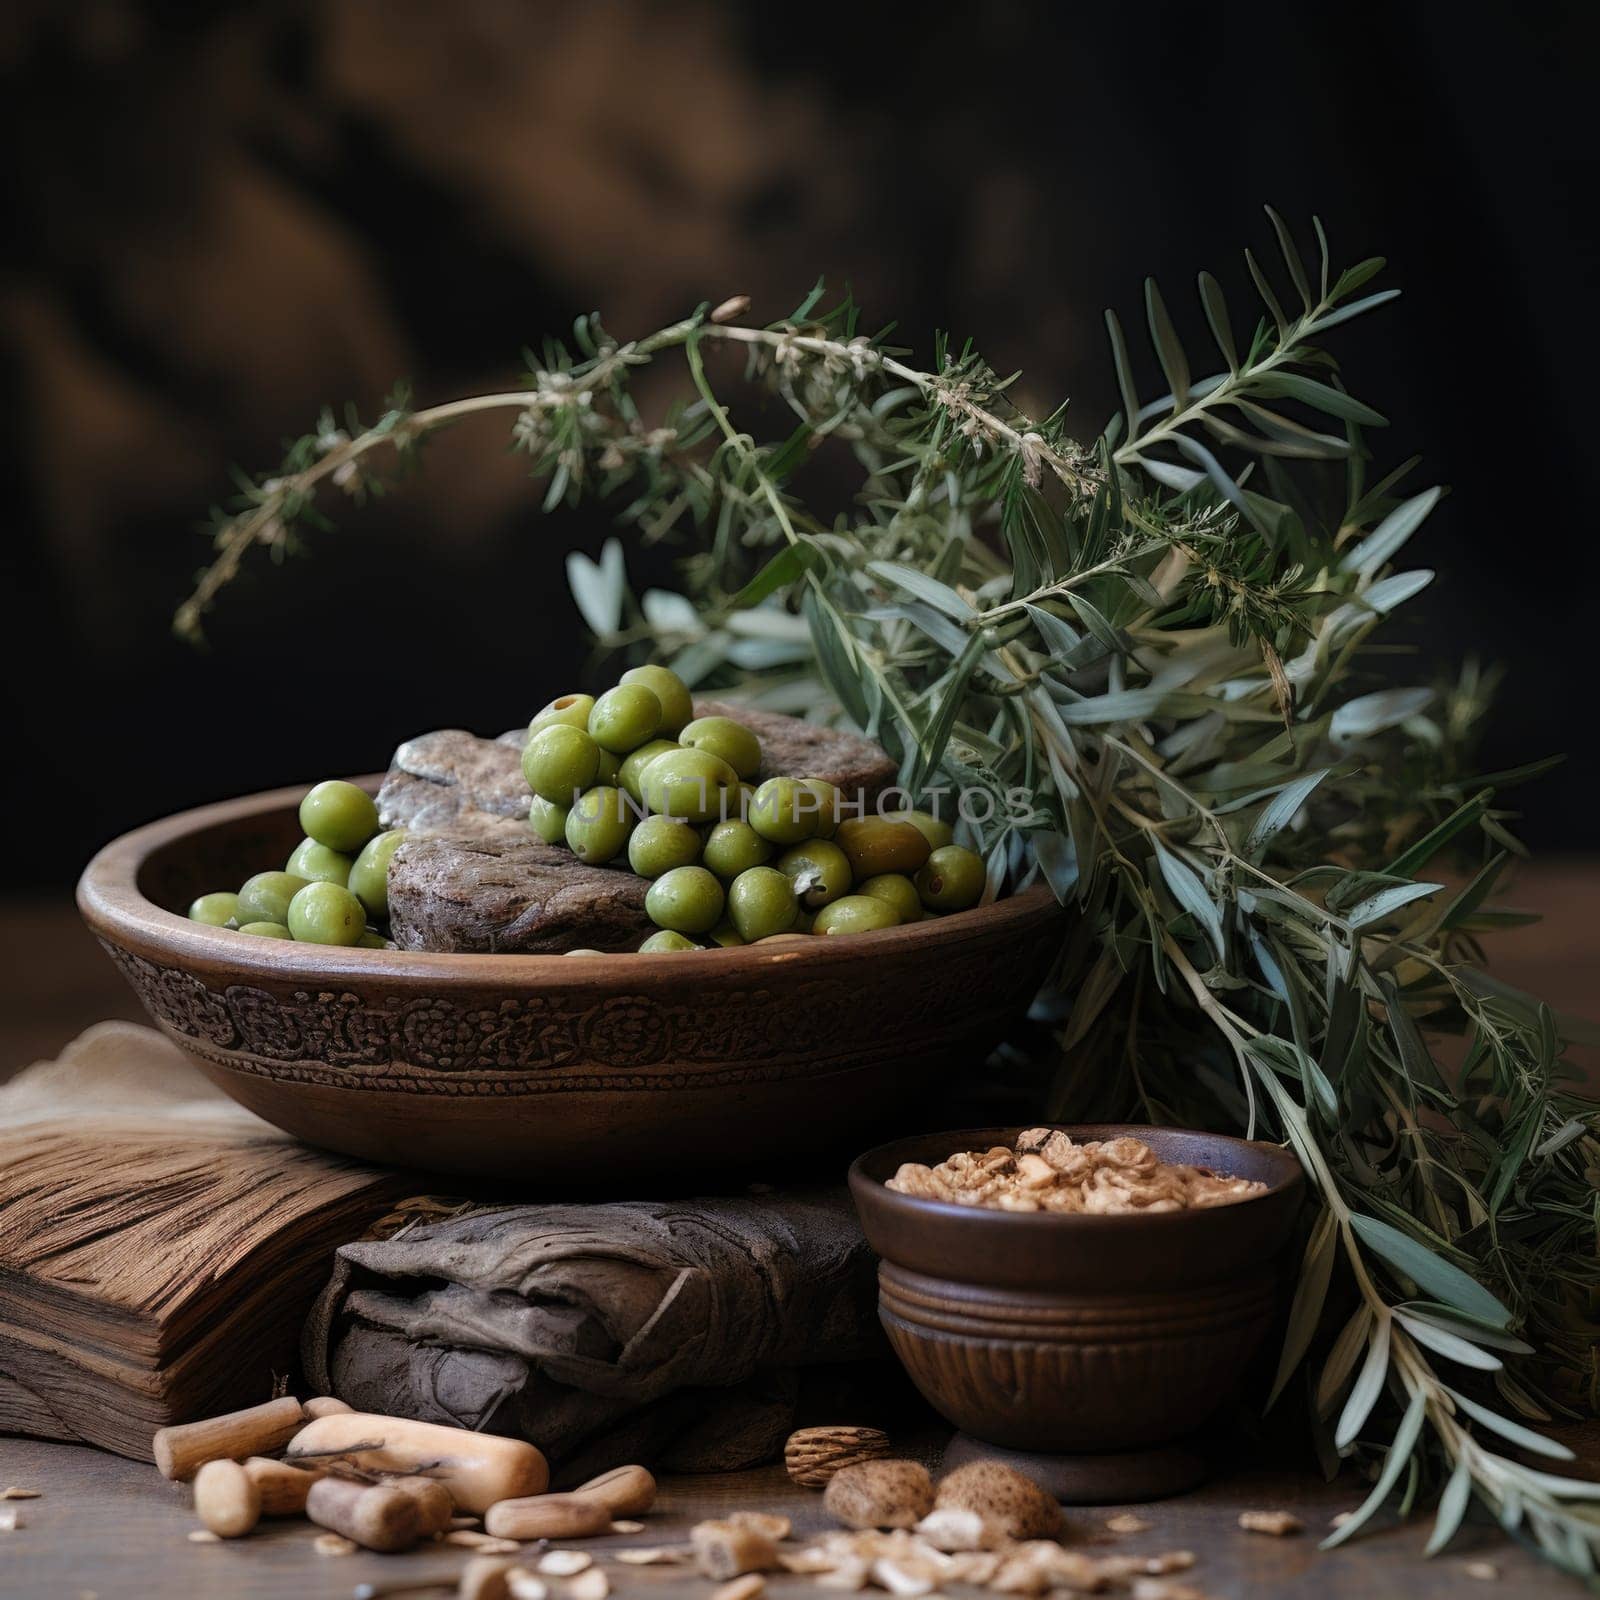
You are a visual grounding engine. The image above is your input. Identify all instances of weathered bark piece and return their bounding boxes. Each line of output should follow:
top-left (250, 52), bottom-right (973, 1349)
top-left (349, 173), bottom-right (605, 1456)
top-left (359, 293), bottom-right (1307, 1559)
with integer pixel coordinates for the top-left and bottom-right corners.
top-left (379, 701), bottom-right (897, 954)
top-left (377, 728), bottom-right (531, 840)
top-left (386, 834), bottom-right (654, 955)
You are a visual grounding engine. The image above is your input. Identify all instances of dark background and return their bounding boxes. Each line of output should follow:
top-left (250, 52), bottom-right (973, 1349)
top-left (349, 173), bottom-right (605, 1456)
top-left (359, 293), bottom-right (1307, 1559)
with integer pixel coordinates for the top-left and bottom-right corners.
top-left (4, 0), bottom-right (1597, 890)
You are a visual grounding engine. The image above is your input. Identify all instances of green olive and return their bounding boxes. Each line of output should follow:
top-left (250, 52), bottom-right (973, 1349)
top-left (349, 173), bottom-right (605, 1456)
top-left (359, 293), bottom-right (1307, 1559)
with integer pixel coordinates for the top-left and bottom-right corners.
top-left (286, 838), bottom-right (353, 887)
top-left (529, 795), bottom-right (570, 845)
top-left (565, 786), bottom-right (638, 864)
top-left (639, 929), bottom-right (703, 953)
top-left (298, 780), bottom-right (379, 853)
top-left (357, 929), bottom-right (391, 949)
top-left (835, 817), bottom-right (931, 878)
top-left (727, 866), bottom-right (799, 942)
top-left (237, 920), bottom-right (292, 939)
top-left (595, 746), bottom-right (623, 786)
top-left (187, 891), bottom-right (239, 927)
top-left (588, 683), bottom-right (663, 753)
top-left (859, 872), bottom-right (924, 924)
top-left (529, 693), bottom-right (596, 737)
top-left (286, 881), bottom-right (367, 945)
top-left (889, 808), bottom-right (955, 850)
top-left (747, 777), bottom-right (821, 844)
top-left (640, 747), bottom-right (739, 824)
top-left (348, 829), bottom-right (406, 918)
top-left (679, 715), bottom-right (762, 780)
top-left (522, 723), bottom-right (602, 803)
top-left (813, 894), bottom-right (902, 936)
top-left (619, 739), bottom-right (680, 804)
top-left (917, 845), bottom-right (986, 912)
top-left (620, 664), bottom-right (694, 735)
top-left (707, 921), bottom-right (746, 947)
top-left (799, 779), bottom-right (845, 838)
top-left (702, 819), bottom-right (773, 878)
top-left (645, 865), bottom-right (726, 934)
top-left (758, 931), bottom-right (812, 945)
top-left (565, 947), bottom-right (607, 956)
top-left (237, 871), bottom-right (309, 925)
top-left (628, 814), bottom-right (703, 878)
top-left (776, 840), bottom-right (853, 910)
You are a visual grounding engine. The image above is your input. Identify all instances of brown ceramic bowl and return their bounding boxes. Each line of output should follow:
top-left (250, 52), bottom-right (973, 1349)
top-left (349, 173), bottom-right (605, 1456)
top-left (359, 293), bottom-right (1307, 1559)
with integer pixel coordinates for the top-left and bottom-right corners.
top-left (77, 783), bottom-right (1064, 1184)
top-left (849, 1126), bottom-right (1304, 1498)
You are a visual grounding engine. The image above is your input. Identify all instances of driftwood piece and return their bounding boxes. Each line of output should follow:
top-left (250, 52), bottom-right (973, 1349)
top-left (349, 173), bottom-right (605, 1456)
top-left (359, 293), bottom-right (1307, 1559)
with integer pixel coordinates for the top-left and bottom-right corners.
top-left (305, 1475), bottom-right (422, 1552)
top-left (152, 1396), bottom-right (305, 1481)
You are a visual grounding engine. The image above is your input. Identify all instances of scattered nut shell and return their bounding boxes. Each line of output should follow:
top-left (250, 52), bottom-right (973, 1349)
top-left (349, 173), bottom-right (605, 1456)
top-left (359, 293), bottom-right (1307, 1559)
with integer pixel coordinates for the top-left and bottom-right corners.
top-left (185, 1529), bottom-right (219, 1544)
top-left (536, 1550), bottom-right (594, 1576)
top-left (825, 1461), bottom-right (934, 1530)
top-left (1127, 1581), bottom-right (1207, 1600)
top-left (816, 1557), bottom-right (871, 1591)
top-left (786, 1426), bottom-right (894, 1489)
top-left (692, 1519), bottom-right (782, 1580)
top-left (0, 1489), bottom-right (41, 1500)
top-left (609, 1520), bottom-right (645, 1534)
top-left (1106, 1513), bottom-right (1152, 1535)
top-left (567, 1568), bottom-right (610, 1600)
top-left (713, 1576), bottom-right (767, 1600)
top-left (614, 1548), bottom-right (688, 1565)
top-left (1237, 1510), bottom-right (1303, 1537)
top-left (447, 1531), bottom-right (522, 1554)
top-left (507, 1572), bottom-right (549, 1600)
top-left (729, 1510), bottom-right (792, 1541)
top-left (913, 1508), bottom-right (991, 1552)
top-left (872, 1556), bottom-right (939, 1595)
top-left (313, 1532), bottom-right (357, 1556)
top-left (935, 1462), bottom-right (1063, 1541)
top-left (1463, 1562), bottom-right (1500, 1581)
top-left (459, 1555), bottom-right (520, 1600)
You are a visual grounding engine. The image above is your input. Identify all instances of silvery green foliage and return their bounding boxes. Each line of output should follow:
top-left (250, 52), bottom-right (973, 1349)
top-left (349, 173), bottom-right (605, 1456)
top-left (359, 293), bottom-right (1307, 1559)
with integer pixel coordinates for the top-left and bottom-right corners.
top-left (183, 211), bottom-right (1598, 1575)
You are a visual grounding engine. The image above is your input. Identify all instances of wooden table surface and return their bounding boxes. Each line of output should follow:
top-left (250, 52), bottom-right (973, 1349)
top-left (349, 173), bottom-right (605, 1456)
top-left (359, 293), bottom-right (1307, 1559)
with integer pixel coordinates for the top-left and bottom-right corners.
top-left (6, 1428), bottom-right (1592, 1599)
top-left (2, 869), bottom-right (1597, 1596)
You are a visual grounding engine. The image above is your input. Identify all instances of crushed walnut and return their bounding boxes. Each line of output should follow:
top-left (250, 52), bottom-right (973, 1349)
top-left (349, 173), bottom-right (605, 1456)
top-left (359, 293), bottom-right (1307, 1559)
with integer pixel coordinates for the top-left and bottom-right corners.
top-left (887, 1129), bottom-right (1268, 1214)
top-left (773, 1526), bottom-right (1200, 1596)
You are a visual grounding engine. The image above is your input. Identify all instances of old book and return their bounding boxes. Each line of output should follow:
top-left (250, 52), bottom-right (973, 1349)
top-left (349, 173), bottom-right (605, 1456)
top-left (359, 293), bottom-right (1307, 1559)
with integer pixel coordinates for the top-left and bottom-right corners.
top-left (0, 1023), bottom-right (404, 1460)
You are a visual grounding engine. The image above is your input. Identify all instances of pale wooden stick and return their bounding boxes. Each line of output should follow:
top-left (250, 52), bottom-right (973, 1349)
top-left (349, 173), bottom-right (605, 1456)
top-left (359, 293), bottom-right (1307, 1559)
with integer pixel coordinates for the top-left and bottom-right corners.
top-left (306, 1476), bottom-right (421, 1553)
top-left (154, 1396), bottom-right (306, 1480)
top-left (304, 1395), bottom-right (354, 1419)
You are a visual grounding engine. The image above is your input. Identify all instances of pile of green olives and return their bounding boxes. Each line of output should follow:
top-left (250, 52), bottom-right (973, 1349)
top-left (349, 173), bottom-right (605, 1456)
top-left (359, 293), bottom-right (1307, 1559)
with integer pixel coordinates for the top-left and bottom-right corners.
top-left (186, 778), bottom-right (405, 947)
top-left (186, 666), bottom-right (998, 958)
top-left (523, 663), bottom-right (992, 951)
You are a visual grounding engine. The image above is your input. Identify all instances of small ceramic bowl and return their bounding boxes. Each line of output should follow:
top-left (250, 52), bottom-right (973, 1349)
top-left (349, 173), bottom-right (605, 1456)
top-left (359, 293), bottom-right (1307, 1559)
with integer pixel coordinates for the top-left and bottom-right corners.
top-left (77, 783), bottom-right (1064, 1184)
top-left (849, 1125), bottom-right (1304, 1499)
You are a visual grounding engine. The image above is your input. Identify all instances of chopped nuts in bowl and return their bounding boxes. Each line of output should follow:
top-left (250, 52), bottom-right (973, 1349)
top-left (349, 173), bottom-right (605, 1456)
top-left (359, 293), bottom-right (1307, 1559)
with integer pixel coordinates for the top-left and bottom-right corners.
top-left (847, 1126), bottom-right (1303, 1495)
top-left (887, 1127), bottom-right (1269, 1214)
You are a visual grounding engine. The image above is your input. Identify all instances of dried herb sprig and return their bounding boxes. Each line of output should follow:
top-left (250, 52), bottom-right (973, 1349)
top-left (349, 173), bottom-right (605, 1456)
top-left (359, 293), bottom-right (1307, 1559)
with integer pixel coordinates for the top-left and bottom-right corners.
top-left (177, 211), bottom-right (1599, 1577)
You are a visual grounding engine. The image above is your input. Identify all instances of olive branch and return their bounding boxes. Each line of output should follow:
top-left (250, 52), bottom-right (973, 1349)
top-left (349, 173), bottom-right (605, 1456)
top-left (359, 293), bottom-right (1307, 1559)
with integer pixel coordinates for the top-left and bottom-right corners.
top-left (177, 210), bottom-right (1599, 1577)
